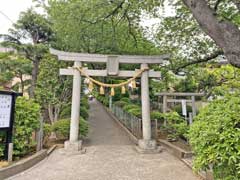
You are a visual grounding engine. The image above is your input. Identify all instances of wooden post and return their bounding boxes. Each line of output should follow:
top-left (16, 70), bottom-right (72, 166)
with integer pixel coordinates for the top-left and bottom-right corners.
top-left (69, 61), bottom-right (82, 142)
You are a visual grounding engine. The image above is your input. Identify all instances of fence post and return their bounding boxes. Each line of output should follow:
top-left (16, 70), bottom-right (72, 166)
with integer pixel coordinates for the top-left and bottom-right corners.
top-left (131, 115), bottom-right (134, 134)
top-left (155, 119), bottom-right (158, 139)
top-left (109, 96), bottom-right (112, 110)
top-left (163, 95), bottom-right (167, 126)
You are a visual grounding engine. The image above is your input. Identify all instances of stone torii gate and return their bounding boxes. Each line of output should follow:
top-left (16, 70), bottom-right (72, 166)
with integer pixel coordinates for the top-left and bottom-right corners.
top-left (50, 48), bottom-right (169, 153)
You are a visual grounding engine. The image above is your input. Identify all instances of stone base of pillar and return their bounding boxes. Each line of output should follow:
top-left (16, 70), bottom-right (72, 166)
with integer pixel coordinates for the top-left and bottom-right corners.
top-left (135, 139), bottom-right (162, 154)
top-left (62, 140), bottom-right (86, 155)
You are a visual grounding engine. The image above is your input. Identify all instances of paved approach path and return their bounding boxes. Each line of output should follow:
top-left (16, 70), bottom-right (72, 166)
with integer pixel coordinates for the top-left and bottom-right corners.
top-left (9, 99), bottom-right (199, 180)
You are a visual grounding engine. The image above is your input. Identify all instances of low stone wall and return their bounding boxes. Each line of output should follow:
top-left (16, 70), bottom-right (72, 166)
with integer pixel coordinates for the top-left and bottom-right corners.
top-left (159, 139), bottom-right (193, 159)
top-left (0, 150), bottom-right (48, 180)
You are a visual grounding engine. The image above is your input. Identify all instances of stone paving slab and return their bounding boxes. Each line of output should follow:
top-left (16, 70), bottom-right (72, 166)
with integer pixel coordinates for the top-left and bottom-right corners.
top-left (8, 99), bottom-right (199, 180)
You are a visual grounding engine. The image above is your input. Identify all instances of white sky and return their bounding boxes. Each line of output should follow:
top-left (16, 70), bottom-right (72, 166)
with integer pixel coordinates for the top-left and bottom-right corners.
top-left (0, 0), bottom-right (174, 35)
top-left (0, 0), bottom-right (34, 34)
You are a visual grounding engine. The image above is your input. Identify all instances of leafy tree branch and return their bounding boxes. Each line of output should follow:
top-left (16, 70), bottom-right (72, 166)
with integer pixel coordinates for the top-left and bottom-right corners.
top-left (173, 50), bottom-right (223, 73)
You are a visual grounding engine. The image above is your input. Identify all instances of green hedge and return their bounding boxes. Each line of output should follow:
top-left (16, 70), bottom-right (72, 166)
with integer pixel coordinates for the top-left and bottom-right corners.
top-left (128, 107), bottom-right (141, 118)
top-left (150, 111), bottom-right (164, 121)
top-left (113, 99), bottom-right (142, 118)
top-left (162, 112), bottom-right (189, 140)
top-left (14, 97), bottom-right (40, 156)
top-left (111, 86), bottom-right (129, 102)
top-left (96, 95), bottom-right (109, 107)
top-left (114, 100), bottom-right (128, 108)
top-left (120, 97), bottom-right (130, 103)
top-left (81, 96), bottom-right (90, 109)
top-left (51, 117), bottom-right (88, 139)
top-left (80, 106), bottom-right (89, 120)
top-left (123, 104), bottom-right (140, 112)
top-left (189, 94), bottom-right (240, 180)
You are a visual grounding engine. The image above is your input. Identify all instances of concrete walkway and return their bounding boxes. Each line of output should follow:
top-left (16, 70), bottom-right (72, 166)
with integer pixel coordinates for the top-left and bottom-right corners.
top-left (9, 99), bottom-right (199, 180)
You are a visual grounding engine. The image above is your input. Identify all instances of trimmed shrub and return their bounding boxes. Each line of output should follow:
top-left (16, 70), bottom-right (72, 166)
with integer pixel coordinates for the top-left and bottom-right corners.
top-left (150, 111), bottom-right (164, 121)
top-left (123, 104), bottom-right (140, 112)
top-left (162, 111), bottom-right (189, 140)
top-left (52, 117), bottom-right (88, 139)
top-left (120, 97), bottom-right (130, 103)
top-left (96, 95), bottom-right (109, 106)
top-left (81, 96), bottom-right (89, 109)
top-left (103, 97), bottom-right (109, 107)
top-left (13, 97), bottom-right (40, 157)
top-left (128, 107), bottom-right (141, 118)
top-left (80, 106), bottom-right (89, 120)
top-left (79, 118), bottom-right (89, 138)
top-left (112, 87), bottom-right (129, 102)
top-left (51, 119), bottom-right (69, 139)
top-left (114, 101), bottom-right (128, 108)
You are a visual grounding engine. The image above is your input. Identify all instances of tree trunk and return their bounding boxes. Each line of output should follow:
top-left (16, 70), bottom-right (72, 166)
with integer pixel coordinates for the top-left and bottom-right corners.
top-left (19, 74), bottom-right (24, 93)
top-left (48, 104), bottom-right (60, 124)
top-left (48, 104), bottom-right (54, 125)
top-left (182, 0), bottom-right (240, 68)
top-left (54, 105), bottom-right (60, 122)
top-left (29, 59), bottom-right (40, 98)
top-left (48, 104), bottom-right (59, 140)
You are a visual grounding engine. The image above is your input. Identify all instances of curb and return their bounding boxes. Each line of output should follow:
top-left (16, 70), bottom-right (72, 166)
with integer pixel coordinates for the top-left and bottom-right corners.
top-left (47, 145), bottom-right (58, 155)
top-left (0, 150), bottom-right (47, 180)
top-left (0, 144), bottom-right (58, 180)
top-left (159, 139), bottom-right (193, 159)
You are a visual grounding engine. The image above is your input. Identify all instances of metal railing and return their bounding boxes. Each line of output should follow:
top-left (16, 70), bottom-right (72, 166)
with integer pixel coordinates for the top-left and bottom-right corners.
top-left (111, 105), bottom-right (142, 139)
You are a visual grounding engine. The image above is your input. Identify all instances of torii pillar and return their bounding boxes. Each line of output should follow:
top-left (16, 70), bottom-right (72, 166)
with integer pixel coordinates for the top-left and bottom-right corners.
top-left (64, 61), bottom-right (83, 151)
top-left (136, 63), bottom-right (160, 153)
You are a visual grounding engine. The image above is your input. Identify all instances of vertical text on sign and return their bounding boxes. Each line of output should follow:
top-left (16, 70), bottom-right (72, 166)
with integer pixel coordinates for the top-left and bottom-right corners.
top-left (0, 94), bottom-right (12, 128)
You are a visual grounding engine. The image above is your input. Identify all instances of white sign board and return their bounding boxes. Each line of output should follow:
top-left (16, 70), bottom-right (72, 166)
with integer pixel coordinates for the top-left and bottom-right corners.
top-left (0, 94), bottom-right (12, 128)
top-left (181, 100), bottom-right (187, 116)
top-left (107, 56), bottom-right (119, 76)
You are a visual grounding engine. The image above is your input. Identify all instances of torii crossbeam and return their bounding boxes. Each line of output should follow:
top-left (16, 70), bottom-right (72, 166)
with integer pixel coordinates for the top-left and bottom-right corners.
top-left (50, 48), bottom-right (169, 153)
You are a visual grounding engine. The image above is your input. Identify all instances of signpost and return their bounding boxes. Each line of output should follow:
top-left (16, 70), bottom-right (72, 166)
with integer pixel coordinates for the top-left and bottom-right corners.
top-left (0, 91), bottom-right (22, 161)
